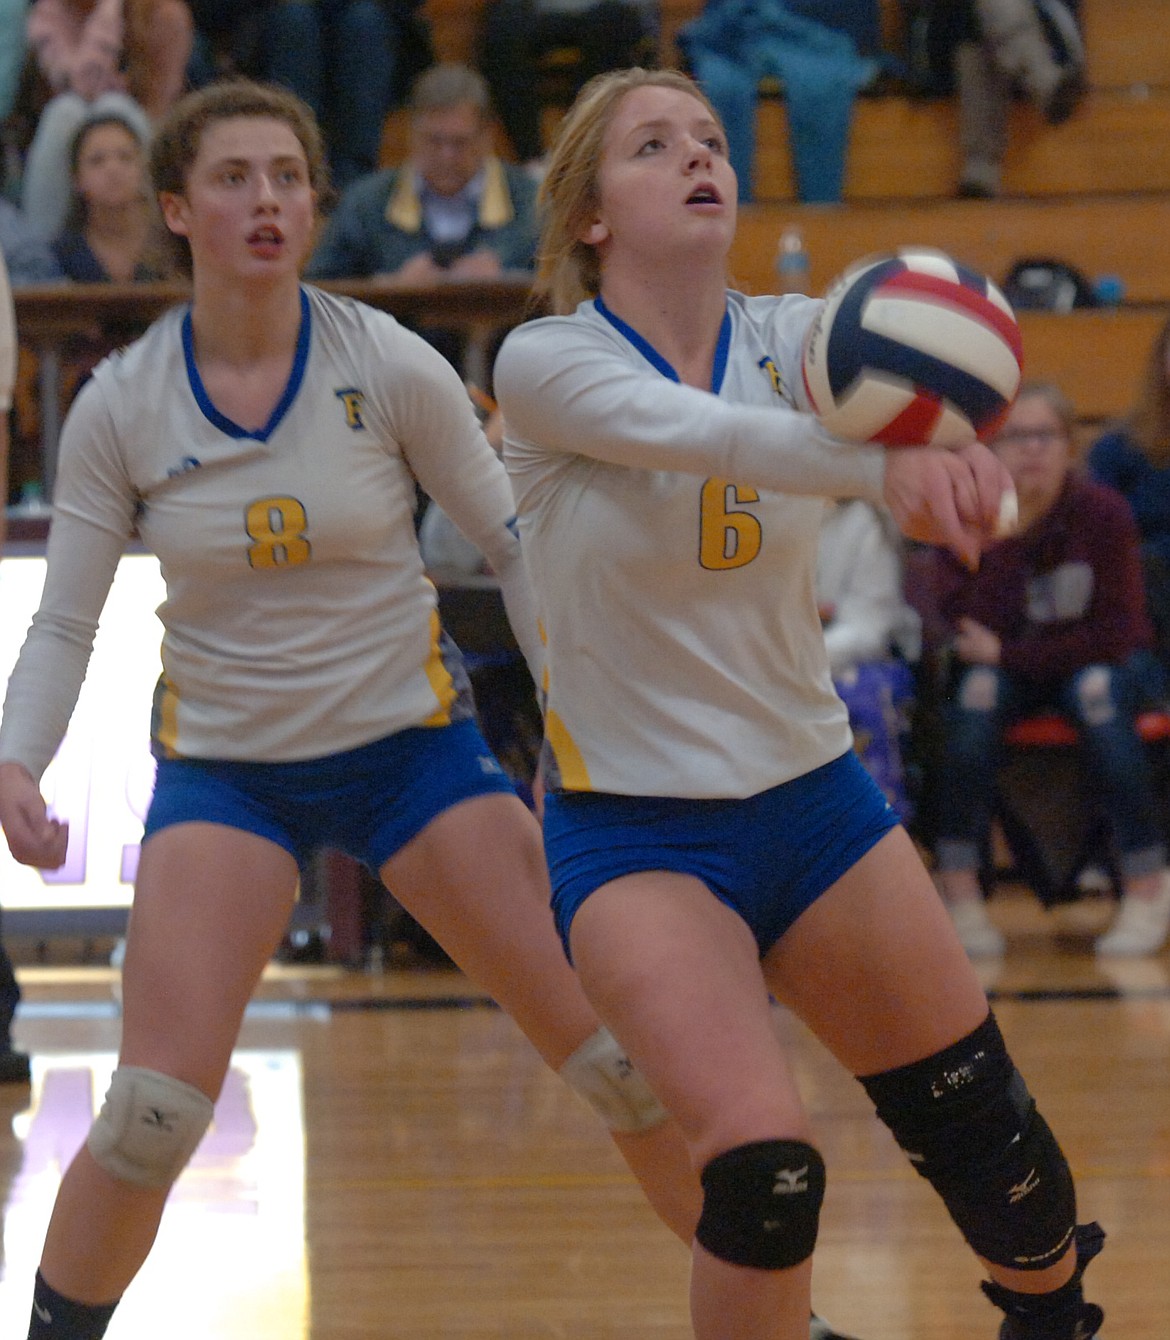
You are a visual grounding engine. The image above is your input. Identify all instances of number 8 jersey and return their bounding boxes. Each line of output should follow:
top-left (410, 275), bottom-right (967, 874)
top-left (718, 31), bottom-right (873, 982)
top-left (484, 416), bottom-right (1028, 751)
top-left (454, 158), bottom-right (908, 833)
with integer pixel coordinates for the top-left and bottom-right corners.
top-left (0, 287), bottom-right (536, 776)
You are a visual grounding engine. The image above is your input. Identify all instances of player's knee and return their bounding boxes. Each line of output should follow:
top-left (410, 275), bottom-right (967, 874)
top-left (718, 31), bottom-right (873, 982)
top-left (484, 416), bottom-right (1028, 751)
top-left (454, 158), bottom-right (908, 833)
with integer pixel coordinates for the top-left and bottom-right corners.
top-left (87, 1066), bottom-right (214, 1189)
top-left (859, 1014), bottom-right (1076, 1270)
top-left (696, 1139), bottom-right (825, 1270)
top-left (558, 1026), bottom-right (668, 1132)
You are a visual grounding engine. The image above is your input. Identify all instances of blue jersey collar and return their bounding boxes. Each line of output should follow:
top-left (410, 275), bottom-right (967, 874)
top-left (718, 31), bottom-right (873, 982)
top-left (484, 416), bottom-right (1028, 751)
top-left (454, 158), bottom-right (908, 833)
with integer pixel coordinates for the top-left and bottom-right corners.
top-left (594, 295), bottom-right (732, 394)
top-left (183, 286), bottom-right (312, 441)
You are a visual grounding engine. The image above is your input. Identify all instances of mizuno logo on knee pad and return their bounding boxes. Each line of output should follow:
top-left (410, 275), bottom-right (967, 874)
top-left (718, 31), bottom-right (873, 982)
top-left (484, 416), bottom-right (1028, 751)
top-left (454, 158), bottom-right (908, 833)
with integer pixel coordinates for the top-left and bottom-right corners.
top-left (558, 1026), bottom-right (667, 1132)
top-left (87, 1066), bottom-right (215, 1189)
top-left (773, 1165), bottom-right (811, 1194)
top-left (697, 1139), bottom-right (826, 1270)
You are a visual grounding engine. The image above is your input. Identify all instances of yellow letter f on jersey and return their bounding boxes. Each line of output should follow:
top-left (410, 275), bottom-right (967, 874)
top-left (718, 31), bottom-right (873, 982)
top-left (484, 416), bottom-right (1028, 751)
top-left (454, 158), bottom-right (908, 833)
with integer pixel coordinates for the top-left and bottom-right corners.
top-left (335, 387), bottom-right (367, 430)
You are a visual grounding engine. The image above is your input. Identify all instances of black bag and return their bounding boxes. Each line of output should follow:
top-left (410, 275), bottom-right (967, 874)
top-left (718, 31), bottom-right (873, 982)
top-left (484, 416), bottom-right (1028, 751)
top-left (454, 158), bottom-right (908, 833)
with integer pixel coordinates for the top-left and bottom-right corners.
top-left (1001, 257), bottom-right (1098, 312)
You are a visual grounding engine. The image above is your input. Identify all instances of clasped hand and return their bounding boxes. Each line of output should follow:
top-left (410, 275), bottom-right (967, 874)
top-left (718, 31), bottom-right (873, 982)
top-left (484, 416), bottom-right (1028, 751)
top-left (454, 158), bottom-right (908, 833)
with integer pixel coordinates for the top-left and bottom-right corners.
top-left (882, 440), bottom-right (1014, 570)
top-left (0, 761), bottom-right (70, 869)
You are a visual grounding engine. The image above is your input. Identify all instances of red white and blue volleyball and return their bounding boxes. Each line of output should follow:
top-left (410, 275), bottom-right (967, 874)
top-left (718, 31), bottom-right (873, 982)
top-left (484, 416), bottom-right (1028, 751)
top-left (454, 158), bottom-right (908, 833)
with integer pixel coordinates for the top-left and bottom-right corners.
top-left (801, 248), bottom-right (1024, 448)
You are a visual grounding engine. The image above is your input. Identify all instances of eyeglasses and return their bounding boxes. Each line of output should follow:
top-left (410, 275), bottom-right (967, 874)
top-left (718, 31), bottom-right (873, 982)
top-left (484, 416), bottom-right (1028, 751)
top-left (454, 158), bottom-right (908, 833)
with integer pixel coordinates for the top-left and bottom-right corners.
top-left (992, 427), bottom-right (1066, 448)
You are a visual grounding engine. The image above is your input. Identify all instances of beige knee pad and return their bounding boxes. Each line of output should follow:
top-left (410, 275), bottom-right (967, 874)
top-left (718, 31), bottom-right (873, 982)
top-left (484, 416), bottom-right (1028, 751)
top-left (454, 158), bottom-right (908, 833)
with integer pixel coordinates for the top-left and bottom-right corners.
top-left (88, 1066), bottom-right (214, 1188)
top-left (559, 1026), bottom-right (668, 1132)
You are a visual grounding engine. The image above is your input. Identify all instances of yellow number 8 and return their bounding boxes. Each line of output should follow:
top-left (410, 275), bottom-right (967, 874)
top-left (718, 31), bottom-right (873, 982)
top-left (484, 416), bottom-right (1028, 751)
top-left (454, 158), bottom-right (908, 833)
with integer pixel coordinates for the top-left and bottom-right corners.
top-left (245, 496), bottom-right (311, 569)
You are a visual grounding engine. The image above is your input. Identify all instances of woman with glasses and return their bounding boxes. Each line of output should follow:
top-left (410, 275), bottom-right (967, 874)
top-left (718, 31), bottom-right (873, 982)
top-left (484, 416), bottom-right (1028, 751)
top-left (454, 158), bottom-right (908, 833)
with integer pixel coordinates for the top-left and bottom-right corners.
top-left (916, 381), bottom-right (1170, 956)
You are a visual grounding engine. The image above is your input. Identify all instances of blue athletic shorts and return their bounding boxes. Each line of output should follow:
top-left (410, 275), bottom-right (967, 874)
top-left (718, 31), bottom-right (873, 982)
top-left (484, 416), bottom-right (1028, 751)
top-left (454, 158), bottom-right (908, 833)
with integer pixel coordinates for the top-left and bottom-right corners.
top-left (542, 750), bottom-right (899, 959)
top-left (143, 718), bottom-right (517, 872)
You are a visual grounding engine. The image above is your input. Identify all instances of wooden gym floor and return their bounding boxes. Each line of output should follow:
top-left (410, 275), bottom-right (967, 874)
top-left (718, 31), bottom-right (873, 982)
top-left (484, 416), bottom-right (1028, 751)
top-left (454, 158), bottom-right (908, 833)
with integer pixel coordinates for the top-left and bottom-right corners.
top-left (1, 884), bottom-right (1167, 1339)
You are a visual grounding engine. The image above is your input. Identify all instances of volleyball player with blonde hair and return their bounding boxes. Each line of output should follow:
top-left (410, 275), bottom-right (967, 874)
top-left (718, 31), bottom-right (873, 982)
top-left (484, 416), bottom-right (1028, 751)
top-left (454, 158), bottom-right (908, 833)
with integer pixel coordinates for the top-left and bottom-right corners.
top-left (495, 66), bottom-right (1106, 1340)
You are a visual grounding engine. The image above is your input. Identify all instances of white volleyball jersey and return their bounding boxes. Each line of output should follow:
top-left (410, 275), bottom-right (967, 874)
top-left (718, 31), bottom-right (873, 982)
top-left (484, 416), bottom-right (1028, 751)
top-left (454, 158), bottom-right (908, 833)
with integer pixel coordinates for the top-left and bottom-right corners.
top-left (0, 287), bottom-right (540, 775)
top-left (495, 291), bottom-right (888, 799)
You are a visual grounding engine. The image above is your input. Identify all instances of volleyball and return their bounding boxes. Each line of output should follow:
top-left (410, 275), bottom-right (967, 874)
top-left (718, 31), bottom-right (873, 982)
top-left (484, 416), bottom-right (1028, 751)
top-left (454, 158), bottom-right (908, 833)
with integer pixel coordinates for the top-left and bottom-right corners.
top-left (801, 248), bottom-right (1024, 448)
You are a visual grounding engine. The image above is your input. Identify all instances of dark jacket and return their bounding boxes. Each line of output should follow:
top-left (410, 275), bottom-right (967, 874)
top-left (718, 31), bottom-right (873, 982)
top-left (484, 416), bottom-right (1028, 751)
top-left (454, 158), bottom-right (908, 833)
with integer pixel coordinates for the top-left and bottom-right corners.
top-left (307, 157), bottom-right (539, 280)
top-left (911, 472), bottom-right (1154, 683)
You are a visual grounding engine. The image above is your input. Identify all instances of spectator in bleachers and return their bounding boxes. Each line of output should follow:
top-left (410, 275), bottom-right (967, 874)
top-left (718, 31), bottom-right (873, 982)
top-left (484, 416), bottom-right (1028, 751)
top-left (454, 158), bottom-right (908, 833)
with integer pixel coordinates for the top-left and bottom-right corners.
top-left (307, 62), bottom-right (539, 375)
top-left (186, 0), bottom-right (433, 189)
top-left (476, 0), bottom-right (658, 172)
top-left (53, 109), bottom-right (162, 280)
top-left (911, 382), bottom-right (1170, 958)
top-left (950, 0), bottom-right (1085, 198)
top-left (677, 0), bottom-right (883, 203)
top-left (1086, 314), bottom-right (1170, 665)
top-left (0, 0), bottom-right (29, 127)
top-left (21, 0), bottom-right (192, 238)
top-left (51, 110), bottom-right (168, 411)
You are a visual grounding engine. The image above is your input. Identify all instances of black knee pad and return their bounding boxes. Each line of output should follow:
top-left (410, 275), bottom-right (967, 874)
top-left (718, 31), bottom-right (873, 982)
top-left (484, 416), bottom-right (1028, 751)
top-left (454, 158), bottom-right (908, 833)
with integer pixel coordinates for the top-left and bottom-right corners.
top-left (696, 1139), bottom-right (826, 1270)
top-left (859, 1013), bottom-right (1076, 1270)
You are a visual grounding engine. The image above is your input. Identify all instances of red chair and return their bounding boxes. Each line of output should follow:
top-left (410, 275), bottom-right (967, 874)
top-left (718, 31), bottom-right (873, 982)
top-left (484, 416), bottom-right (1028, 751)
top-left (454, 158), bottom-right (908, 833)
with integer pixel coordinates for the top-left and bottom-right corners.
top-left (995, 710), bottom-right (1170, 905)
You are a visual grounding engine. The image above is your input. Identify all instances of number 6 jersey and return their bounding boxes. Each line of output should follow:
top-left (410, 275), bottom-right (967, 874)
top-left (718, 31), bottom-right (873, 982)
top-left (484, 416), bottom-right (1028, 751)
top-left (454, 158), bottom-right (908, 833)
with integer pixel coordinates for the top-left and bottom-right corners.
top-left (496, 291), bottom-right (888, 800)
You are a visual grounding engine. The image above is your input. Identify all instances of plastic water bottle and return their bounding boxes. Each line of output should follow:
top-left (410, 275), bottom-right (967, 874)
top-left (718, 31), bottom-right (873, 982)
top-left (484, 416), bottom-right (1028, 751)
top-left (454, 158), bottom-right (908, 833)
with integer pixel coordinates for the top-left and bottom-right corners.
top-left (775, 225), bottom-right (811, 295)
top-left (15, 480), bottom-right (50, 515)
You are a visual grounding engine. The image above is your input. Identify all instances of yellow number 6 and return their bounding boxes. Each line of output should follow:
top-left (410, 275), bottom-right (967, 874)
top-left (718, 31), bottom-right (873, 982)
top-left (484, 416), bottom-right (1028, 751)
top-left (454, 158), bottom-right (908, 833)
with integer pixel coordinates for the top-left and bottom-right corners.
top-left (699, 478), bottom-right (762, 570)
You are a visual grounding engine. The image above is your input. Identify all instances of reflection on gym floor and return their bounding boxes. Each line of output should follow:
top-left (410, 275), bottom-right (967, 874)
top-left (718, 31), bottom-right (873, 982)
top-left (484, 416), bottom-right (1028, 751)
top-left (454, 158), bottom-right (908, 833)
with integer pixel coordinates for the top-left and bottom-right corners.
top-left (0, 1050), bottom-right (306, 1340)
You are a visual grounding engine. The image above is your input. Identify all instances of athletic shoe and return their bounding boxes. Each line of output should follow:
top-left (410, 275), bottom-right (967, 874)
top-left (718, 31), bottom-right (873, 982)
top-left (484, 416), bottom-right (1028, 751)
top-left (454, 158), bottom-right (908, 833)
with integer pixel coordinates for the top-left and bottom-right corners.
top-left (947, 898), bottom-right (1006, 957)
top-left (1096, 873), bottom-right (1170, 956)
top-left (997, 1302), bottom-right (1102, 1340)
top-left (958, 156), bottom-right (1001, 199)
top-left (809, 1314), bottom-right (860, 1340)
top-left (986, 1222), bottom-right (1104, 1340)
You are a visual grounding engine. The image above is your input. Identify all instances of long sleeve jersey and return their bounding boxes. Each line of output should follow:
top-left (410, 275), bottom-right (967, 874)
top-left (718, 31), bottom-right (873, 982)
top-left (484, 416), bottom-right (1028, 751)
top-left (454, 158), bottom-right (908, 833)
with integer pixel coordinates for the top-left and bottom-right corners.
top-left (0, 287), bottom-right (541, 778)
top-left (496, 290), bottom-right (888, 799)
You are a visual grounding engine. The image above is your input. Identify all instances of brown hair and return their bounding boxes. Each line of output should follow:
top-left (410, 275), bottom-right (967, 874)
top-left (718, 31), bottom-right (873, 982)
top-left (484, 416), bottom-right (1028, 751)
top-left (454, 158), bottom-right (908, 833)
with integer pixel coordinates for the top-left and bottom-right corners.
top-left (1124, 315), bottom-right (1170, 466)
top-left (150, 80), bottom-right (331, 275)
top-left (1008, 380), bottom-right (1078, 440)
top-left (535, 67), bottom-right (723, 314)
top-left (63, 112), bottom-right (148, 234)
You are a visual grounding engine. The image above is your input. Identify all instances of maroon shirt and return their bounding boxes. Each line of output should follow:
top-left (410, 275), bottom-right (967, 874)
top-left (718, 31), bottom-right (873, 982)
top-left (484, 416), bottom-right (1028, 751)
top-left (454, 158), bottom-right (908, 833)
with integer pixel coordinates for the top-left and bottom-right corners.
top-left (909, 472), bottom-right (1153, 683)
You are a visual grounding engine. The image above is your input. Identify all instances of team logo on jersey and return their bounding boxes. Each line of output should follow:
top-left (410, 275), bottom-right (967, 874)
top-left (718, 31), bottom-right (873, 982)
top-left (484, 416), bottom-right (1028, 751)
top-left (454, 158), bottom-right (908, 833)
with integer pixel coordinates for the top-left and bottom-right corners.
top-left (335, 387), bottom-right (367, 430)
top-left (166, 455), bottom-right (202, 479)
top-left (758, 356), bottom-right (790, 404)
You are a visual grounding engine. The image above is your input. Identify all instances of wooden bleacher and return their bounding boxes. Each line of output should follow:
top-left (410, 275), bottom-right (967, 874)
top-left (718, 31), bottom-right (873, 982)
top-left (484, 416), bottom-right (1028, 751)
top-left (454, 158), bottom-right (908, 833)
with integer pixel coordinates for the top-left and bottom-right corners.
top-left (749, 87), bottom-right (1170, 202)
top-left (1013, 309), bottom-right (1166, 430)
top-left (421, 0), bottom-right (1170, 199)
top-left (11, 0), bottom-right (1168, 467)
top-left (728, 195), bottom-right (1170, 304)
top-left (414, 0), bottom-right (1168, 430)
